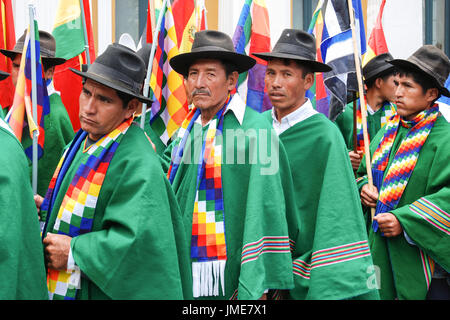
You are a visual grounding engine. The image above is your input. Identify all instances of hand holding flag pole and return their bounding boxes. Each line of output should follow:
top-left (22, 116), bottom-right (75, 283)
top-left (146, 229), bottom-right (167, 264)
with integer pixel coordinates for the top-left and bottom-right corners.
top-left (347, 0), bottom-right (376, 221)
top-left (140, 0), bottom-right (169, 130)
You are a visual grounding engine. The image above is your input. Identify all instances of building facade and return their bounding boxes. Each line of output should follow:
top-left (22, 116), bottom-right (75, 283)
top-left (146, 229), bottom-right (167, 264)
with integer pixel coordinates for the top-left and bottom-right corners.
top-left (12, 0), bottom-right (450, 60)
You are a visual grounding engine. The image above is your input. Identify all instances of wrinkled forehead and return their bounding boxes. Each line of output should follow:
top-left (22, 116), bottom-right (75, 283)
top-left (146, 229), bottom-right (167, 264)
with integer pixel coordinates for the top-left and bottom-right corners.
top-left (188, 58), bottom-right (226, 72)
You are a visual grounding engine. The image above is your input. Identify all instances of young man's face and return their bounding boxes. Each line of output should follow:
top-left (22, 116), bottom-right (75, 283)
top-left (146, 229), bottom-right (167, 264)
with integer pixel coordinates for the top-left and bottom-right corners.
top-left (185, 59), bottom-right (237, 113)
top-left (394, 74), bottom-right (439, 120)
top-left (79, 79), bottom-right (137, 141)
top-left (265, 58), bottom-right (314, 119)
top-left (379, 74), bottom-right (398, 103)
top-left (10, 54), bottom-right (55, 87)
top-left (11, 54), bottom-right (21, 87)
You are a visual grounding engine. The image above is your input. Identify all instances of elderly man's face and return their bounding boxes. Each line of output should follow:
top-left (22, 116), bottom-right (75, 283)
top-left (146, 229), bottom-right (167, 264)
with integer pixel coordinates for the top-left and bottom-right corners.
top-left (79, 79), bottom-right (137, 141)
top-left (185, 59), bottom-right (237, 113)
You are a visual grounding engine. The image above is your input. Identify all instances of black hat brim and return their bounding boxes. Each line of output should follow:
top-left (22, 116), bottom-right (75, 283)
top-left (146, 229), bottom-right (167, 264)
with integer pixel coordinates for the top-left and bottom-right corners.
top-left (0, 70), bottom-right (9, 81)
top-left (253, 51), bottom-right (332, 72)
top-left (169, 50), bottom-right (256, 77)
top-left (70, 68), bottom-right (154, 105)
top-left (387, 58), bottom-right (450, 97)
top-left (363, 65), bottom-right (396, 83)
top-left (0, 49), bottom-right (66, 67)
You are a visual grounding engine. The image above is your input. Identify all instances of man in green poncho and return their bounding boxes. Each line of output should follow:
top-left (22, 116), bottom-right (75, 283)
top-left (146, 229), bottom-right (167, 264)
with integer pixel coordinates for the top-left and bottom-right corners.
top-left (162, 30), bottom-right (296, 300)
top-left (358, 45), bottom-right (450, 300)
top-left (36, 43), bottom-right (190, 300)
top-left (0, 70), bottom-right (48, 300)
top-left (254, 29), bottom-right (379, 300)
top-left (0, 29), bottom-right (74, 198)
top-left (334, 53), bottom-right (398, 171)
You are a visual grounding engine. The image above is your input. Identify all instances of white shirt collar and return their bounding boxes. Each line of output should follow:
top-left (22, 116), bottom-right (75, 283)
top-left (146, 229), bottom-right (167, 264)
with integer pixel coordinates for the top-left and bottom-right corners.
top-left (195, 94), bottom-right (245, 126)
top-left (271, 98), bottom-right (318, 135)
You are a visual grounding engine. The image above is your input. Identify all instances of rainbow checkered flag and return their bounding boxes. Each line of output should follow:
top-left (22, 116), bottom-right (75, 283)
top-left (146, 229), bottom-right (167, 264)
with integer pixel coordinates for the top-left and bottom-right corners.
top-left (232, 0), bottom-right (271, 113)
top-left (7, 19), bottom-right (50, 161)
top-left (149, 1), bottom-right (188, 146)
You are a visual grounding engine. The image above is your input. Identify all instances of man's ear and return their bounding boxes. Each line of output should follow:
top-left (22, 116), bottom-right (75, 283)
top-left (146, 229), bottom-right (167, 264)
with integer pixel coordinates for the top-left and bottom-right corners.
top-left (44, 66), bottom-right (55, 81)
top-left (304, 72), bottom-right (315, 91)
top-left (227, 71), bottom-right (239, 91)
top-left (126, 98), bottom-right (140, 119)
top-left (425, 87), bottom-right (439, 104)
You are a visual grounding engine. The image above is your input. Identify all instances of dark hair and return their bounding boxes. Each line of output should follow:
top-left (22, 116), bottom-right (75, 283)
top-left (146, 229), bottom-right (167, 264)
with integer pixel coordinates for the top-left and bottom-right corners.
top-left (397, 66), bottom-right (441, 102)
top-left (365, 68), bottom-right (398, 89)
top-left (115, 90), bottom-right (135, 109)
top-left (267, 57), bottom-right (314, 78)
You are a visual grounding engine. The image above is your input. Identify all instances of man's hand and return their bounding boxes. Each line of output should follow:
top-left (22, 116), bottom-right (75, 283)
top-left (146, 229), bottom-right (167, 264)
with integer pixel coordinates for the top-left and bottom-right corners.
top-left (34, 194), bottom-right (44, 213)
top-left (360, 184), bottom-right (379, 208)
top-left (349, 150), bottom-right (363, 171)
top-left (373, 212), bottom-right (403, 237)
top-left (43, 233), bottom-right (72, 270)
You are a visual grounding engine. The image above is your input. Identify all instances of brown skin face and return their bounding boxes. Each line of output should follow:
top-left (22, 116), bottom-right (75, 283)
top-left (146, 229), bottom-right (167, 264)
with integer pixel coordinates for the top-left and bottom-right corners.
top-left (11, 54), bottom-right (56, 87)
top-left (185, 59), bottom-right (238, 126)
top-left (79, 79), bottom-right (139, 141)
top-left (264, 58), bottom-right (314, 121)
top-left (394, 74), bottom-right (438, 120)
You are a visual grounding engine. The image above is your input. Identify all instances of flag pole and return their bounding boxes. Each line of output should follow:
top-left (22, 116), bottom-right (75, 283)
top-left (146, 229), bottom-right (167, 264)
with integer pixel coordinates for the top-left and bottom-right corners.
top-left (347, 0), bottom-right (376, 221)
top-left (29, 4), bottom-right (38, 194)
top-left (140, 0), bottom-right (169, 129)
top-left (80, 0), bottom-right (91, 66)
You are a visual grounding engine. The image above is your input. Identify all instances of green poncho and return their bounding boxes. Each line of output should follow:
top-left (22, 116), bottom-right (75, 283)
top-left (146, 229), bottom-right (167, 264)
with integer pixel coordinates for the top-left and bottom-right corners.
top-left (357, 115), bottom-right (450, 300)
top-left (0, 118), bottom-right (48, 300)
top-left (22, 90), bottom-right (75, 197)
top-left (42, 124), bottom-right (191, 299)
top-left (161, 96), bottom-right (296, 300)
top-left (264, 110), bottom-right (379, 300)
top-left (334, 101), bottom-right (396, 151)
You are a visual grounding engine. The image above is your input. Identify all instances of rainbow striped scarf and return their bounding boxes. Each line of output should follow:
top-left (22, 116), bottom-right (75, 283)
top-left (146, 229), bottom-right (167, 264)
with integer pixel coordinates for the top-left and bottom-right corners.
top-left (355, 98), bottom-right (396, 153)
top-left (42, 117), bottom-right (133, 300)
top-left (168, 96), bottom-right (231, 297)
top-left (371, 105), bottom-right (439, 232)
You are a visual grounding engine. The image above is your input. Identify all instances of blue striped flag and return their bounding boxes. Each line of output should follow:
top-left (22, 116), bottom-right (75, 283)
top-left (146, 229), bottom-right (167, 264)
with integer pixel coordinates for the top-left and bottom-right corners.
top-left (308, 0), bottom-right (366, 121)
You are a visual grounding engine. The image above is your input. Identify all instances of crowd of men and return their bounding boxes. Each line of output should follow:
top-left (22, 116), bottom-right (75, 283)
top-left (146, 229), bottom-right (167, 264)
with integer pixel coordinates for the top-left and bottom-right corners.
top-left (0, 26), bottom-right (449, 300)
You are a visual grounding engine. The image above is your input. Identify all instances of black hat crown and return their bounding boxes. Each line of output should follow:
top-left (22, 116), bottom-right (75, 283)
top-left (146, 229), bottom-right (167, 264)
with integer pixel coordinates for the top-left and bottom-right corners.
top-left (169, 30), bottom-right (256, 77)
top-left (388, 45), bottom-right (450, 97)
top-left (0, 29), bottom-right (66, 67)
top-left (70, 43), bottom-right (152, 104)
top-left (363, 52), bottom-right (395, 82)
top-left (253, 29), bottom-right (332, 72)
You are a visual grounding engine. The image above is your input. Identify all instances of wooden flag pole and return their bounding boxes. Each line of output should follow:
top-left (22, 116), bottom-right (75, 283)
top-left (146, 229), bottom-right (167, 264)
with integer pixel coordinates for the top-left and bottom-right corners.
top-left (140, 0), bottom-right (169, 129)
top-left (347, 0), bottom-right (376, 221)
top-left (29, 4), bottom-right (38, 195)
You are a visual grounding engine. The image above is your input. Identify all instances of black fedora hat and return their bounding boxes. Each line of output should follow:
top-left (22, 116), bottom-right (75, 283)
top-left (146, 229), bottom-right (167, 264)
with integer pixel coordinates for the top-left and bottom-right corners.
top-left (137, 43), bottom-right (152, 71)
top-left (0, 70), bottom-right (9, 81)
top-left (0, 29), bottom-right (66, 67)
top-left (169, 30), bottom-right (256, 77)
top-left (387, 45), bottom-right (450, 97)
top-left (253, 29), bottom-right (332, 73)
top-left (363, 52), bottom-right (395, 82)
top-left (70, 43), bottom-right (152, 104)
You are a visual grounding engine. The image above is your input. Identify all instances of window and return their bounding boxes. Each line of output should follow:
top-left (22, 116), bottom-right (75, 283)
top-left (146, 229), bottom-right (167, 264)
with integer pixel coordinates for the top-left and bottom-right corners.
top-left (292, 0), bottom-right (320, 31)
top-left (424, 0), bottom-right (450, 57)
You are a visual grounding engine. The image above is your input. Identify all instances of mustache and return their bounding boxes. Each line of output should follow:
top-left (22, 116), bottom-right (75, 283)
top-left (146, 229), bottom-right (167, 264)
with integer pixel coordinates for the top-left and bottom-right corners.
top-left (191, 89), bottom-right (211, 96)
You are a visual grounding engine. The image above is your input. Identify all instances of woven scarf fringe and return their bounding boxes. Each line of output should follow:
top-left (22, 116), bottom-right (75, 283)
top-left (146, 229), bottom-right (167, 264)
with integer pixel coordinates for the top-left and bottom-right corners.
top-left (192, 260), bottom-right (225, 298)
